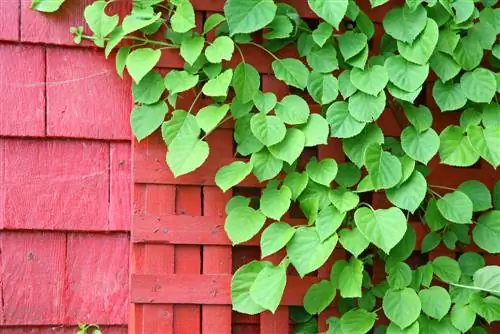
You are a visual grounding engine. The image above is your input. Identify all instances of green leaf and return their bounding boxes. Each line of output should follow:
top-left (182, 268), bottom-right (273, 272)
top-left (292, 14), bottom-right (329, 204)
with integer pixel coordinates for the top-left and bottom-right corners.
top-left (316, 205), bottom-right (345, 242)
top-left (432, 256), bottom-right (461, 283)
top-left (401, 126), bottom-right (439, 164)
top-left (164, 70), bottom-right (199, 94)
top-left (304, 280), bottom-right (336, 315)
top-left (166, 137), bottom-right (209, 177)
top-left (340, 309), bottom-right (376, 334)
top-left (202, 69), bottom-right (233, 96)
top-left (386, 170), bottom-right (426, 213)
top-left (312, 22), bottom-right (333, 47)
top-left (385, 55), bottom-right (429, 92)
top-left (84, 1), bottom-right (119, 45)
top-left (253, 92), bottom-right (277, 113)
top-left (387, 321), bottom-right (419, 334)
top-left (473, 211), bottom-right (500, 253)
top-left (338, 70), bottom-right (358, 99)
top-left (397, 18), bottom-right (439, 65)
top-left (287, 227), bottom-right (337, 277)
top-left (383, 288), bottom-right (421, 329)
top-left (343, 124), bottom-right (384, 167)
top-left (115, 46), bottom-right (130, 78)
top-left (326, 102), bottom-right (366, 139)
top-left (460, 68), bottom-right (497, 103)
top-left (170, 0), bottom-right (195, 33)
top-left (470, 295), bottom-right (500, 323)
top-left (364, 144), bottom-right (402, 190)
top-left (350, 65), bottom-right (389, 96)
top-left (482, 104), bottom-right (500, 128)
top-left (161, 110), bottom-right (198, 145)
top-left (467, 125), bottom-right (500, 168)
top-left (131, 101), bottom-right (168, 141)
top-left (260, 222), bottom-right (295, 257)
top-left (250, 148), bottom-right (283, 181)
top-left (275, 95), bottom-right (310, 125)
top-left (215, 161), bottom-right (253, 192)
top-left (458, 252), bottom-right (485, 276)
top-left (196, 104), bottom-right (229, 133)
top-left (329, 187), bottom-right (359, 213)
top-left (205, 36), bottom-right (234, 63)
top-left (180, 36), bottom-right (205, 66)
top-left (307, 0), bottom-right (348, 29)
top-left (387, 262), bottom-right (413, 289)
top-left (260, 186), bottom-right (292, 220)
top-left (126, 48), bottom-right (161, 84)
top-left (354, 207), bottom-right (407, 254)
top-left (203, 13), bottom-right (226, 34)
top-left (284, 172), bottom-right (308, 201)
top-left (225, 206), bottom-right (266, 244)
top-left (439, 125), bottom-right (480, 167)
top-left (264, 15), bottom-right (293, 39)
top-left (249, 264), bottom-right (286, 313)
top-left (132, 71), bottom-right (164, 104)
top-left (224, 0), bottom-right (277, 35)
top-left (424, 199), bottom-right (447, 232)
top-left (31, 0), bottom-right (65, 12)
top-left (299, 114), bottom-right (329, 147)
top-left (387, 84), bottom-right (421, 104)
top-left (419, 286), bottom-right (451, 320)
top-left (437, 190), bottom-right (473, 224)
top-left (429, 52), bottom-right (461, 83)
top-left (232, 63), bottom-right (260, 103)
top-left (306, 158), bottom-right (338, 187)
top-left (432, 80), bottom-right (467, 112)
top-left (339, 258), bottom-right (364, 298)
top-left (307, 72), bottom-right (338, 105)
top-left (473, 266), bottom-right (500, 295)
top-left (231, 260), bottom-right (270, 314)
top-left (307, 43), bottom-right (339, 73)
top-left (458, 180), bottom-right (492, 212)
top-left (348, 91), bottom-right (386, 122)
top-left (453, 36), bottom-right (483, 71)
top-left (452, 0), bottom-right (474, 23)
top-left (268, 128), bottom-right (305, 165)
top-left (226, 196), bottom-right (251, 214)
top-left (450, 304), bottom-right (476, 333)
top-left (250, 114), bottom-right (286, 146)
top-left (421, 232), bottom-right (441, 253)
top-left (337, 32), bottom-right (368, 61)
top-left (338, 228), bottom-right (369, 257)
top-left (383, 4), bottom-right (427, 43)
top-left (388, 226), bottom-right (416, 263)
top-left (122, 9), bottom-right (161, 34)
top-left (272, 58), bottom-right (309, 89)
top-left (495, 181), bottom-right (500, 209)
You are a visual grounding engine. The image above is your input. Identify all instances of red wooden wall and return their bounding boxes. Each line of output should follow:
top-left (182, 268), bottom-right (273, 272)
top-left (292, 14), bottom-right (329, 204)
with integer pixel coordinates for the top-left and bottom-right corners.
top-left (0, 1), bottom-right (131, 332)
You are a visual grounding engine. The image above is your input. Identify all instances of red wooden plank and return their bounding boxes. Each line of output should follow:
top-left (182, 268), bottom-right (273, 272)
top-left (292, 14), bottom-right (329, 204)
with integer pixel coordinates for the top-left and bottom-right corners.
top-left (109, 142), bottom-right (132, 231)
top-left (0, 44), bottom-right (45, 137)
top-left (1, 232), bottom-right (65, 325)
top-left (131, 274), bottom-right (317, 306)
top-left (20, 0), bottom-right (130, 45)
top-left (46, 47), bottom-right (131, 140)
top-left (202, 187), bottom-right (232, 334)
top-left (65, 233), bottom-right (129, 325)
top-left (260, 308), bottom-right (289, 334)
top-left (174, 186), bottom-right (202, 334)
top-left (0, 325), bottom-right (127, 333)
top-left (0, 0), bottom-right (19, 41)
top-left (1, 139), bottom-right (109, 231)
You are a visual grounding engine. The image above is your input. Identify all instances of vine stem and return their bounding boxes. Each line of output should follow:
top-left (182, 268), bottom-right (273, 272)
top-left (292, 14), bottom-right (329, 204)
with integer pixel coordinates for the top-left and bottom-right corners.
top-left (234, 43), bottom-right (246, 63)
top-left (429, 184), bottom-right (456, 191)
top-left (247, 42), bottom-right (280, 61)
top-left (80, 34), bottom-right (178, 48)
top-left (358, 202), bottom-right (375, 211)
top-left (187, 89), bottom-right (204, 114)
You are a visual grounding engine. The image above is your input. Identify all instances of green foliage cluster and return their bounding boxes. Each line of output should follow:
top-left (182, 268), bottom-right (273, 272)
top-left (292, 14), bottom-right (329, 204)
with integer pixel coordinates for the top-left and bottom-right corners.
top-left (33, 0), bottom-right (500, 331)
top-left (75, 323), bottom-right (102, 334)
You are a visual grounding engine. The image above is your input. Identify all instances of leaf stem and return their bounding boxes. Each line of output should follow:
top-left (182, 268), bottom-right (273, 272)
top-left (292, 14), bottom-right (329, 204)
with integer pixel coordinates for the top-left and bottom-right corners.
top-left (358, 202), bottom-right (375, 212)
top-left (188, 89), bottom-right (204, 114)
top-left (247, 41), bottom-right (280, 61)
top-left (429, 184), bottom-right (456, 191)
top-left (234, 43), bottom-right (246, 63)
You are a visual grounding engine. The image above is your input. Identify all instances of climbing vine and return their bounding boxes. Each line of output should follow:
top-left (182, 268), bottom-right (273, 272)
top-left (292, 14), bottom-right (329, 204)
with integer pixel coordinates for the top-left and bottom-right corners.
top-left (33, 0), bottom-right (500, 331)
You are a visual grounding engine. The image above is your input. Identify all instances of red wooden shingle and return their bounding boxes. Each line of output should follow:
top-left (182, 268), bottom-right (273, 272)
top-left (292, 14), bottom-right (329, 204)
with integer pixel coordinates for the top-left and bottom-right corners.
top-left (1, 139), bottom-right (109, 231)
top-left (65, 233), bottom-right (129, 325)
top-left (1, 232), bottom-right (66, 325)
top-left (109, 142), bottom-right (132, 231)
top-left (0, 0), bottom-right (19, 41)
top-left (0, 44), bottom-right (45, 137)
top-left (46, 47), bottom-right (131, 140)
top-left (0, 325), bottom-right (127, 333)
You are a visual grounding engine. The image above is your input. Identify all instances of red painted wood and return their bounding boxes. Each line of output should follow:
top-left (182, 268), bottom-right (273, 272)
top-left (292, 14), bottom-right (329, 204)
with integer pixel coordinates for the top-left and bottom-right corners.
top-left (131, 274), bottom-right (318, 305)
top-left (1, 232), bottom-right (66, 325)
top-left (65, 233), bottom-right (129, 325)
top-left (202, 187), bottom-right (232, 334)
top-left (0, 325), bottom-right (127, 333)
top-left (0, 44), bottom-right (45, 137)
top-left (1, 139), bottom-right (110, 231)
top-left (20, 0), bottom-right (130, 45)
top-left (46, 47), bottom-right (131, 140)
top-left (110, 142), bottom-right (132, 231)
top-left (0, 1), bottom-right (19, 41)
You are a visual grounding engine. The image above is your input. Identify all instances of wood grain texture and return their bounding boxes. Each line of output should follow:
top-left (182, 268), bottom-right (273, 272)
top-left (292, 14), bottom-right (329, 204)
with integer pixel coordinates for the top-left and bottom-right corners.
top-left (1, 139), bottom-right (109, 231)
top-left (46, 47), bottom-right (131, 140)
top-left (0, 0), bottom-right (19, 41)
top-left (0, 44), bottom-right (45, 137)
top-left (110, 142), bottom-right (132, 231)
top-left (0, 232), bottom-right (66, 325)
